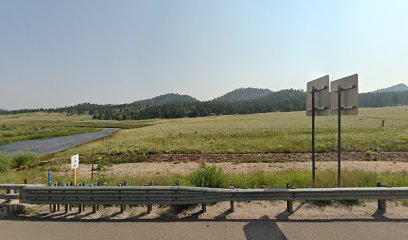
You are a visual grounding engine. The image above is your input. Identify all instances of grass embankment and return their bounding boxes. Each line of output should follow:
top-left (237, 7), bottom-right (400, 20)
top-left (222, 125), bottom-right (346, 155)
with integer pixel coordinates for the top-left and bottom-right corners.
top-left (1, 165), bottom-right (407, 189)
top-left (53, 106), bottom-right (408, 161)
top-left (0, 112), bottom-right (154, 145)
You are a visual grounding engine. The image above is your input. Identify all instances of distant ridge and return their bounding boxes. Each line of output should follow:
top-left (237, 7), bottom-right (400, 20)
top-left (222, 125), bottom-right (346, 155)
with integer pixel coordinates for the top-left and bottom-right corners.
top-left (214, 87), bottom-right (272, 102)
top-left (374, 83), bottom-right (408, 93)
top-left (2, 83), bottom-right (408, 120)
top-left (131, 93), bottom-right (198, 106)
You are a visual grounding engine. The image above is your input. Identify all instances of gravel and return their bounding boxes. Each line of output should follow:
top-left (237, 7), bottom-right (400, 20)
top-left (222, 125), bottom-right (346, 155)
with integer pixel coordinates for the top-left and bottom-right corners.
top-left (0, 128), bottom-right (118, 155)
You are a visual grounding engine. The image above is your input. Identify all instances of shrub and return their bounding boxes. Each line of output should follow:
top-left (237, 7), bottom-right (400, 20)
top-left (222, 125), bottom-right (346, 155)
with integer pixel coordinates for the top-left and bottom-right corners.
top-left (187, 165), bottom-right (227, 188)
top-left (0, 154), bottom-right (10, 172)
top-left (11, 152), bottom-right (38, 168)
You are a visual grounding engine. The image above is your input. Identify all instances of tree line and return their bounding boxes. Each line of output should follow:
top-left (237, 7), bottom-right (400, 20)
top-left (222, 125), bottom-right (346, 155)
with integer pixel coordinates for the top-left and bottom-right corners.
top-left (1, 89), bottom-right (408, 120)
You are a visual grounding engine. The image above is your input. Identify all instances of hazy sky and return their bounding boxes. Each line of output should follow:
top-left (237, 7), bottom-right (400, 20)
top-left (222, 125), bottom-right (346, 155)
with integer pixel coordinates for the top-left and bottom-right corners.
top-left (1, 0), bottom-right (407, 109)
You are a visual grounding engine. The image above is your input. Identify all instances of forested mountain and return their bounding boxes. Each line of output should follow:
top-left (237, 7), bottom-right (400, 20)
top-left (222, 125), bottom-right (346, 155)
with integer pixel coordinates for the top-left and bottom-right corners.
top-left (359, 90), bottom-right (408, 107)
top-left (214, 88), bottom-right (272, 102)
top-left (131, 93), bottom-right (198, 106)
top-left (2, 88), bottom-right (408, 121)
top-left (374, 83), bottom-right (408, 93)
top-left (90, 89), bottom-right (305, 120)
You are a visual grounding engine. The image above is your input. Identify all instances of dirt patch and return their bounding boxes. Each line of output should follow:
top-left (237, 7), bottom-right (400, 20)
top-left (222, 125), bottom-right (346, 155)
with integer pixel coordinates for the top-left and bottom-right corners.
top-left (143, 152), bottom-right (408, 163)
top-left (67, 160), bottom-right (408, 179)
top-left (68, 152), bottom-right (408, 165)
top-left (12, 200), bottom-right (408, 221)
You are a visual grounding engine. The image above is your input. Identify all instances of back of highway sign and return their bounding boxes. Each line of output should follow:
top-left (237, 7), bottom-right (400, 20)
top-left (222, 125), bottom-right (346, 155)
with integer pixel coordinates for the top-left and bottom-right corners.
top-left (330, 74), bottom-right (359, 115)
top-left (306, 75), bottom-right (330, 116)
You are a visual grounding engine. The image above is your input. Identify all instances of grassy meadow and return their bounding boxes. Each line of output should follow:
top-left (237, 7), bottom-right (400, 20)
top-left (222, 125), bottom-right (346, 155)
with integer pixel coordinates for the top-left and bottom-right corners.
top-left (0, 106), bottom-right (407, 162)
top-left (0, 112), bottom-right (154, 145)
top-left (52, 106), bottom-right (408, 161)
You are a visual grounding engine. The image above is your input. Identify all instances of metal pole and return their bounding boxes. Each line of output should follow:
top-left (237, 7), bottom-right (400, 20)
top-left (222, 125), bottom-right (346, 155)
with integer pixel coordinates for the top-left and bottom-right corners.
top-left (91, 163), bottom-right (94, 180)
top-left (312, 88), bottom-right (316, 187)
top-left (337, 85), bottom-right (342, 187)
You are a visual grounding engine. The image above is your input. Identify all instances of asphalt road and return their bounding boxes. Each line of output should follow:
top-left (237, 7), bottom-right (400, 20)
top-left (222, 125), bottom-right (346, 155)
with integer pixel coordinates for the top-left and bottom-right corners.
top-left (0, 128), bottom-right (118, 155)
top-left (0, 219), bottom-right (407, 240)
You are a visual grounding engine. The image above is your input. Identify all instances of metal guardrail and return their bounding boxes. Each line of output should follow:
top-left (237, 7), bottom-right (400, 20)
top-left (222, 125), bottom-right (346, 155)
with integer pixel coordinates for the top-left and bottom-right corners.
top-left (20, 186), bottom-right (408, 205)
top-left (0, 184), bottom-right (44, 201)
top-left (0, 184), bottom-right (44, 191)
top-left (0, 182), bottom-right (405, 214)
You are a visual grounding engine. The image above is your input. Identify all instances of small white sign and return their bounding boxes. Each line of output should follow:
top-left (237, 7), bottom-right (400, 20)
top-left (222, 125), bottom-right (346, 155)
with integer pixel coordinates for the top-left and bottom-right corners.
top-left (71, 154), bottom-right (79, 169)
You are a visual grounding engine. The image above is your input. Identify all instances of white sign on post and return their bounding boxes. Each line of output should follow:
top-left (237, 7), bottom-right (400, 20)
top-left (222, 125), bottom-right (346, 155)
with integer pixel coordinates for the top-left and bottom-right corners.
top-left (71, 154), bottom-right (80, 169)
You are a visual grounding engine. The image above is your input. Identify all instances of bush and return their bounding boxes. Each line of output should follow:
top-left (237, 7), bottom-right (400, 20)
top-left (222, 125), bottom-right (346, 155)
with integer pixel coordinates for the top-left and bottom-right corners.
top-left (187, 165), bottom-right (227, 188)
top-left (11, 152), bottom-right (38, 168)
top-left (0, 154), bottom-right (10, 172)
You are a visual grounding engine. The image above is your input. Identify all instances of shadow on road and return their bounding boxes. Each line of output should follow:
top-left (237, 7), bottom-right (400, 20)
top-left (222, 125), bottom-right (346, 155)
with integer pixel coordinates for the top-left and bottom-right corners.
top-left (243, 215), bottom-right (287, 240)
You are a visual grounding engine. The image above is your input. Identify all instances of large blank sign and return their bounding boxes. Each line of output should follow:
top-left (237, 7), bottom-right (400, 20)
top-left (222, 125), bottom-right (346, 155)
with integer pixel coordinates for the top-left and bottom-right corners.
top-left (306, 75), bottom-right (330, 116)
top-left (330, 74), bottom-right (359, 115)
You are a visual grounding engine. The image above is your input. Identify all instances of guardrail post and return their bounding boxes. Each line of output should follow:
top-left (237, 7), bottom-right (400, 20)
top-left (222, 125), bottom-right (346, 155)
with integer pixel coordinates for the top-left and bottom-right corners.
top-left (5, 188), bottom-right (11, 203)
top-left (68, 182), bottom-right (73, 212)
top-left (147, 181), bottom-right (152, 213)
top-left (92, 183), bottom-right (97, 213)
top-left (286, 183), bottom-right (294, 214)
top-left (81, 182), bottom-right (86, 212)
top-left (175, 180), bottom-right (179, 213)
top-left (56, 182), bottom-right (60, 212)
top-left (119, 182), bottom-right (125, 213)
top-left (78, 182), bottom-right (83, 214)
top-left (201, 182), bottom-right (206, 213)
top-left (64, 183), bottom-right (69, 214)
top-left (377, 182), bottom-right (387, 213)
top-left (51, 183), bottom-right (57, 213)
top-left (229, 184), bottom-right (235, 212)
top-left (123, 181), bottom-right (127, 212)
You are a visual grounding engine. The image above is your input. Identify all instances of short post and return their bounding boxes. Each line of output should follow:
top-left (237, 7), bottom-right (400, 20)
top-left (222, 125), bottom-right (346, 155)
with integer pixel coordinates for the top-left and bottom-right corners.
top-left (91, 163), bottom-right (94, 180)
top-left (64, 183), bottom-right (68, 213)
top-left (377, 182), bottom-right (386, 213)
top-left (81, 182), bottom-right (85, 212)
top-left (92, 183), bottom-right (97, 213)
top-left (229, 184), bottom-right (235, 212)
top-left (5, 189), bottom-right (11, 203)
top-left (119, 182), bottom-right (125, 213)
top-left (78, 182), bottom-right (83, 214)
top-left (286, 183), bottom-right (294, 214)
top-left (174, 180), bottom-right (179, 213)
top-left (68, 182), bottom-right (72, 212)
top-left (201, 182), bottom-right (206, 213)
top-left (382, 120), bottom-right (385, 127)
top-left (147, 181), bottom-right (152, 213)
top-left (56, 182), bottom-right (60, 212)
top-left (52, 183), bottom-right (57, 213)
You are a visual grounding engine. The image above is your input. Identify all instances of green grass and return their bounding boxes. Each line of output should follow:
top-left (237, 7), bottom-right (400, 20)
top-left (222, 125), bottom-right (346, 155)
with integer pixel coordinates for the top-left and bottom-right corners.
top-left (1, 107), bottom-right (408, 161)
top-left (51, 106), bottom-right (408, 161)
top-left (0, 112), bottom-right (154, 144)
top-left (2, 164), bottom-right (407, 189)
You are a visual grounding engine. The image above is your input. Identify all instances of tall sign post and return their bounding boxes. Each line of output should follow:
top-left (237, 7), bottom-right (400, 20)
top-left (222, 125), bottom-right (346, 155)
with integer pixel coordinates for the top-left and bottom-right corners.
top-left (71, 154), bottom-right (80, 186)
top-left (306, 75), bottom-right (330, 187)
top-left (330, 74), bottom-right (358, 187)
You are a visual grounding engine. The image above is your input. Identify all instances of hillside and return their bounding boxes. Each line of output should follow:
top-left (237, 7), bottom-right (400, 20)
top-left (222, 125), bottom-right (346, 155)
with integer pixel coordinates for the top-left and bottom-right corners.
top-left (131, 93), bottom-right (198, 106)
top-left (214, 88), bottom-right (272, 102)
top-left (374, 83), bottom-right (408, 93)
